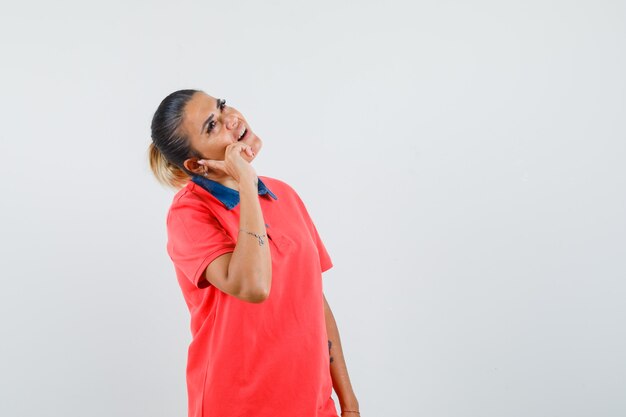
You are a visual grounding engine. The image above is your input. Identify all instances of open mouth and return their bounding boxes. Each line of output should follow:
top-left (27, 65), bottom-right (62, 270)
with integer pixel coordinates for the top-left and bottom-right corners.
top-left (237, 127), bottom-right (248, 141)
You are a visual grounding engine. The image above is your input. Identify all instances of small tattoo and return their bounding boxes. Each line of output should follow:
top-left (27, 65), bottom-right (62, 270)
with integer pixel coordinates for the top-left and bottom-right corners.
top-left (328, 340), bottom-right (334, 363)
top-left (239, 229), bottom-right (267, 246)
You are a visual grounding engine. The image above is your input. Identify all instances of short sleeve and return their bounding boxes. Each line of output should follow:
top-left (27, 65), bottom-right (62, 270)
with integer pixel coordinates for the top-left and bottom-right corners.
top-left (309, 218), bottom-right (333, 273)
top-left (291, 189), bottom-right (333, 273)
top-left (166, 195), bottom-right (237, 289)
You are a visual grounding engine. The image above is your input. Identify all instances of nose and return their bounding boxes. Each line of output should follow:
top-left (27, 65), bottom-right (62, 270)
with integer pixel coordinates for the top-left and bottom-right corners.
top-left (225, 114), bottom-right (240, 131)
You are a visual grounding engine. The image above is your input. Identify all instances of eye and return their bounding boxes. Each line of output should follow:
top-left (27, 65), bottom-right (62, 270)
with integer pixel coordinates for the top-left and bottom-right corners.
top-left (206, 120), bottom-right (216, 134)
top-left (205, 99), bottom-right (227, 135)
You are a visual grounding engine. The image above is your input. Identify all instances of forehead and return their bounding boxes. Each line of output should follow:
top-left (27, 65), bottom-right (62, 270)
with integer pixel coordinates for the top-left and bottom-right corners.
top-left (183, 92), bottom-right (217, 136)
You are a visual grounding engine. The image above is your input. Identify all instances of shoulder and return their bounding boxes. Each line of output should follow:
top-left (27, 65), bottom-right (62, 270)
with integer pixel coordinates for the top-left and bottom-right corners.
top-left (167, 181), bottom-right (215, 222)
top-left (258, 175), bottom-right (311, 215)
top-left (169, 182), bottom-right (198, 207)
top-left (258, 175), bottom-right (292, 191)
top-left (258, 175), bottom-right (301, 198)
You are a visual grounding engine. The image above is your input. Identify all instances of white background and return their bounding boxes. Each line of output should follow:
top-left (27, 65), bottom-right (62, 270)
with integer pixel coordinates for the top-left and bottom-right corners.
top-left (1, 1), bottom-right (625, 416)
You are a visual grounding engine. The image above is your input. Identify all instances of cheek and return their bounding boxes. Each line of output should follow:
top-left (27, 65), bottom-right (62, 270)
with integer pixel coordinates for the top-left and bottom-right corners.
top-left (199, 141), bottom-right (228, 159)
top-left (215, 135), bottom-right (233, 148)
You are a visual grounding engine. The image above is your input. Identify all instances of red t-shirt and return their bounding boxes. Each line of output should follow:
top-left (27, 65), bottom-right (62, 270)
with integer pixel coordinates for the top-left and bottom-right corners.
top-left (166, 175), bottom-right (338, 417)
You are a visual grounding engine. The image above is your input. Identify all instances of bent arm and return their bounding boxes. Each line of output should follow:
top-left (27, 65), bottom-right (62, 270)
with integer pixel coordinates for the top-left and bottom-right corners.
top-left (205, 175), bottom-right (272, 303)
top-left (323, 293), bottom-right (360, 414)
top-left (227, 175), bottom-right (272, 300)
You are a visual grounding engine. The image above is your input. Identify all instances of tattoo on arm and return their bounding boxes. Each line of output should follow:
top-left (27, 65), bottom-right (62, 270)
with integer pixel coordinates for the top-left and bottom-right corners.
top-left (328, 340), bottom-right (334, 363)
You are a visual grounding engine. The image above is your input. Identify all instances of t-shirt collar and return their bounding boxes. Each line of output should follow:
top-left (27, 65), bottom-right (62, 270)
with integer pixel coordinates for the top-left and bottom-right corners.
top-left (191, 174), bottom-right (278, 210)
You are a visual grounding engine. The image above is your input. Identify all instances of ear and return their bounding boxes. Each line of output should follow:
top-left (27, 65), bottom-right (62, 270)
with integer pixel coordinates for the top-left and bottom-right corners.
top-left (183, 157), bottom-right (205, 175)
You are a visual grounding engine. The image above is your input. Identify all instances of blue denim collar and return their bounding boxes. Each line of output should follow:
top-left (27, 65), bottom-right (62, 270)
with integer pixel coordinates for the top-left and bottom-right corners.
top-left (191, 174), bottom-right (278, 210)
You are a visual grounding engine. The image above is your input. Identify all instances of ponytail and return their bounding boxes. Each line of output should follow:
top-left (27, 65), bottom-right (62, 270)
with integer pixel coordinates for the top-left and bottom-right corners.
top-left (148, 142), bottom-right (190, 190)
top-left (148, 89), bottom-right (204, 191)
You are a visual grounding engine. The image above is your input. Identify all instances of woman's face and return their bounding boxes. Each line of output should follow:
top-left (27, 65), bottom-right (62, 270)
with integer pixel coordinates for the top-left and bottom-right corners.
top-left (181, 91), bottom-right (262, 176)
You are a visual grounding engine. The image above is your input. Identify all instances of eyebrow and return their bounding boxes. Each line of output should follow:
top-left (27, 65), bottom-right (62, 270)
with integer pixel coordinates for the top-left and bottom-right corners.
top-left (200, 98), bottom-right (223, 134)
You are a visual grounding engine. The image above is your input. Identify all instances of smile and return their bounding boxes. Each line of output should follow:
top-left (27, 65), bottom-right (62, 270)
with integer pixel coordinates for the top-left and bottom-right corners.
top-left (238, 127), bottom-right (248, 141)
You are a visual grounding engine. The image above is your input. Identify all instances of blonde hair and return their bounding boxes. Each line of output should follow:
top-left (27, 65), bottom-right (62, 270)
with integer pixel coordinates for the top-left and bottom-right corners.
top-left (147, 142), bottom-right (191, 190)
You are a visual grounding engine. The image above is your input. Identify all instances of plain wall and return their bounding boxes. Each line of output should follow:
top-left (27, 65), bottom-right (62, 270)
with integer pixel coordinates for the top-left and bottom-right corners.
top-left (0, 0), bottom-right (624, 416)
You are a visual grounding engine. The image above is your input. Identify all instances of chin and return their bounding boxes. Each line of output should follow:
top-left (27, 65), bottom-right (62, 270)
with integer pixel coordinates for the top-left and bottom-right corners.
top-left (250, 132), bottom-right (262, 154)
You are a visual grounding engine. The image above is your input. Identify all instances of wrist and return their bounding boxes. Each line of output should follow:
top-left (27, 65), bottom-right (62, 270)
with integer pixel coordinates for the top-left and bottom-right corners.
top-left (340, 400), bottom-right (360, 415)
top-left (339, 396), bottom-right (359, 410)
top-left (238, 174), bottom-right (258, 189)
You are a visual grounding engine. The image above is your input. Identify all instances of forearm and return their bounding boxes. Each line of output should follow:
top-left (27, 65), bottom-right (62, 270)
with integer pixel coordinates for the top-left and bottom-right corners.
top-left (324, 296), bottom-right (359, 412)
top-left (228, 175), bottom-right (272, 299)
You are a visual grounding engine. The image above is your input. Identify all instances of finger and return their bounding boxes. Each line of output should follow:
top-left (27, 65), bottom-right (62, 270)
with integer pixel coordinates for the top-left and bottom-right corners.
top-left (227, 143), bottom-right (248, 154)
top-left (204, 159), bottom-right (226, 173)
top-left (233, 143), bottom-right (253, 157)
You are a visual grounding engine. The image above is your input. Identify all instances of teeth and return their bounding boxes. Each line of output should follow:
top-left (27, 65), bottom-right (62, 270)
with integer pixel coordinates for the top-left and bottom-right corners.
top-left (238, 128), bottom-right (246, 139)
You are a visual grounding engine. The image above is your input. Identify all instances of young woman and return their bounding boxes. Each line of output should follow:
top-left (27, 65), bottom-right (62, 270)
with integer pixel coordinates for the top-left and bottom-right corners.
top-left (147, 89), bottom-right (360, 417)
